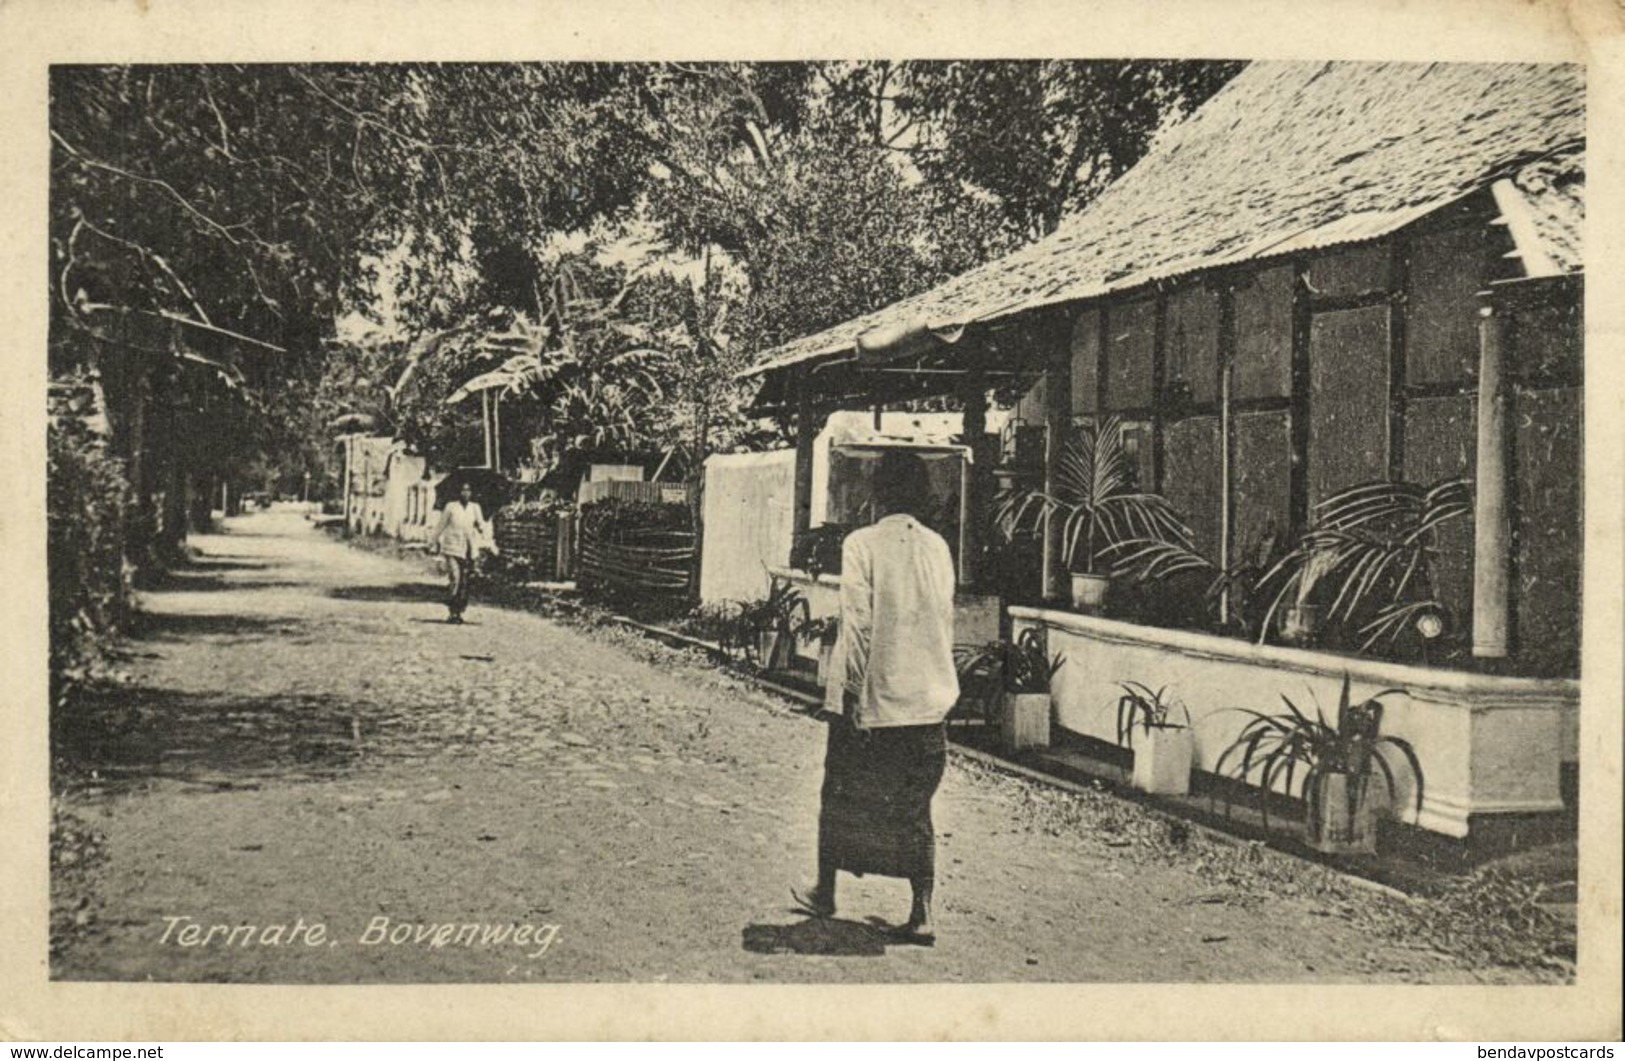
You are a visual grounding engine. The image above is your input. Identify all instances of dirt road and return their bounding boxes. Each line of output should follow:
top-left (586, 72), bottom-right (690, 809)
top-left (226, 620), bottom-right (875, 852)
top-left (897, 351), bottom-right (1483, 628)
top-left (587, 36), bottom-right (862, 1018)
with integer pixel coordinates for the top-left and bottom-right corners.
top-left (51, 510), bottom-right (1535, 983)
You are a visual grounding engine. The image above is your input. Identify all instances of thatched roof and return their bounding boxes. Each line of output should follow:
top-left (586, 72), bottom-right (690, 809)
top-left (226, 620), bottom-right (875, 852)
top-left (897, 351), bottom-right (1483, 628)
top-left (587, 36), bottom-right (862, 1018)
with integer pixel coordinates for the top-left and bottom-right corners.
top-left (743, 60), bottom-right (1584, 380)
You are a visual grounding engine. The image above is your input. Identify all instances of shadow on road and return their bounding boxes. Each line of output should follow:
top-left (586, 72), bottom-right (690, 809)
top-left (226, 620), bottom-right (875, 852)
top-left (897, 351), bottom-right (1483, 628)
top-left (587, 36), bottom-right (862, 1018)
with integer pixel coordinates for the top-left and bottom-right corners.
top-left (131, 611), bottom-right (306, 642)
top-left (329, 581), bottom-right (447, 605)
top-left (741, 917), bottom-right (890, 958)
top-left (53, 684), bottom-right (373, 791)
top-left (149, 572), bottom-right (303, 594)
top-left (179, 556), bottom-right (273, 572)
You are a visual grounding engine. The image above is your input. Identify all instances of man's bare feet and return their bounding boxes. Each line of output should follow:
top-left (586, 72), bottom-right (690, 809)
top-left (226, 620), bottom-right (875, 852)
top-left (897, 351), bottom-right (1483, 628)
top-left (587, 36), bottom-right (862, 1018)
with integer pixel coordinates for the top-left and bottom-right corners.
top-left (790, 885), bottom-right (836, 918)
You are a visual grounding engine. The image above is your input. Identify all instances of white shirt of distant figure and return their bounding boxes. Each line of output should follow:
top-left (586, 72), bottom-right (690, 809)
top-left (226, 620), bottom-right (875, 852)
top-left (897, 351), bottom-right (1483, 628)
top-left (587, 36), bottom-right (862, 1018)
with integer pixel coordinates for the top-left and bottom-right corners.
top-left (432, 495), bottom-right (497, 559)
top-left (824, 513), bottom-right (960, 727)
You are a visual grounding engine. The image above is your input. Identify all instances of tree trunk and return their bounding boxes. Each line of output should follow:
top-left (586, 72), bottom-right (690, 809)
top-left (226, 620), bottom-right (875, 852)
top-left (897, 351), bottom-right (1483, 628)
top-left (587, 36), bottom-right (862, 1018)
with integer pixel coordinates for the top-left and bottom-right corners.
top-left (125, 364), bottom-right (170, 581)
top-left (160, 454), bottom-right (188, 561)
top-left (157, 373), bottom-right (189, 561)
top-left (191, 472), bottom-right (215, 532)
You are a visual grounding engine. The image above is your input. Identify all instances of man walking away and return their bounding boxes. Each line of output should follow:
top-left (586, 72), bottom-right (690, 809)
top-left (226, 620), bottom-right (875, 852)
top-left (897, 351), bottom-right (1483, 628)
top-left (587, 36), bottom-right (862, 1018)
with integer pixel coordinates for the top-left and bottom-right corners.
top-left (796, 449), bottom-right (959, 944)
top-left (431, 481), bottom-right (492, 624)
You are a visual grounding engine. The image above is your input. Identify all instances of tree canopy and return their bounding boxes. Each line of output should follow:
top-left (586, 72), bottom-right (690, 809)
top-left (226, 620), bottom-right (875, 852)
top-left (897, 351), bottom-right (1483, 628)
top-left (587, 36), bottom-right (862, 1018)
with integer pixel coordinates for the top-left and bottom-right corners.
top-left (48, 59), bottom-right (1243, 516)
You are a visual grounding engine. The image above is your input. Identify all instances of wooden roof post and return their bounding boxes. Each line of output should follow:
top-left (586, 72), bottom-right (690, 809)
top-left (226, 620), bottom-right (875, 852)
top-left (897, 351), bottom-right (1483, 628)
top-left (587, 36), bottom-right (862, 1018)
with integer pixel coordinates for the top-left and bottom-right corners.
top-left (1472, 300), bottom-right (1512, 660)
top-left (341, 435), bottom-right (354, 536)
top-left (1217, 282), bottom-right (1238, 627)
top-left (958, 370), bottom-right (989, 591)
top-left (1041, 313), bottom-right (1074, 602)
top-left (793, 368), bottom-right (818, 562)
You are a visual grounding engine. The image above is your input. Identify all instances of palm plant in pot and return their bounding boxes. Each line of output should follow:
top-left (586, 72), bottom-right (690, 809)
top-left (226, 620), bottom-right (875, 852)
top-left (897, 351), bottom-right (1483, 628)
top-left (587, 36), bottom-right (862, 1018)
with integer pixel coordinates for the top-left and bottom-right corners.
top-left (995, 416), bottom-right (1194, 613)
top-left (1214, 675), bottom-right (1424, 855)
top-left (953, 628), bottom-right (1065, 754)
top-left (738, 580), bottom-right (808, 673)
top-left (1116, 682), bottom-right (1195, 796)
top-left (1105, 527), bottom-right (1291, 641)
top-left (1257, 476), bottom-right (1472, 654)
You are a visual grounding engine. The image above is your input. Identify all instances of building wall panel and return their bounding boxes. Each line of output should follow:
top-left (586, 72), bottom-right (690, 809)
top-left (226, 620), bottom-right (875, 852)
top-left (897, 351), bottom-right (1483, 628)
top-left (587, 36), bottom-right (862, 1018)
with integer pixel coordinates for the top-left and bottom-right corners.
top-left (1070, 309), bottom-right (1100, 415)
top-left (1408, 227), bottom-right (1491, 386)
top-left (1515, 386), bottom-right (1582, 676)
top-left (1309, 306), bottom-right (1390, 505)
top-left (1163, 416), bottom-right (1222, 561)
top-left (1105, 300), bottom-right (1156, 412)
top-left (1234, 265), bottom-right (1294, 400)
top-left (1233, 410), bottom-right (1292, 560)
top-left (1404, 394), bottom-right (1477, 635)
top-left (1165, 285), bottom-right (1221, 406)
top-left (1305, 242), bottom-right (1391, 297)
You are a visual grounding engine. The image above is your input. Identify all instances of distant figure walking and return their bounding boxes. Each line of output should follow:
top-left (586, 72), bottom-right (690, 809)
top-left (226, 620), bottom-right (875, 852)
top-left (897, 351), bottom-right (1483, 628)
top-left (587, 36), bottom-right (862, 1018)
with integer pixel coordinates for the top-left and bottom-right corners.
top-left (431, 482), bottom-right (492, 624)
top-left (796, 450), bottom-right (959, 944)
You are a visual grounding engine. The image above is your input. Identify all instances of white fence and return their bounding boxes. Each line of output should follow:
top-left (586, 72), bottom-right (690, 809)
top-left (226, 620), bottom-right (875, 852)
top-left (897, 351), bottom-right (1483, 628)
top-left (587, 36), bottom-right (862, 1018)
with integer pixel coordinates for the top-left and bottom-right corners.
top-left (699, 450), bottom-right (795, 605)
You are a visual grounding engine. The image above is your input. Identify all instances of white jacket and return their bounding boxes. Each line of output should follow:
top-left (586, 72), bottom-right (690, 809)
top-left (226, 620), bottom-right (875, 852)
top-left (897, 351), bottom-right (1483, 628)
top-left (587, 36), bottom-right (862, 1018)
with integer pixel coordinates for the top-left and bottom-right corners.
top-left (433, 501), bottom-right (491, 559)
top-left (825, 514), bottom-right (960, 728)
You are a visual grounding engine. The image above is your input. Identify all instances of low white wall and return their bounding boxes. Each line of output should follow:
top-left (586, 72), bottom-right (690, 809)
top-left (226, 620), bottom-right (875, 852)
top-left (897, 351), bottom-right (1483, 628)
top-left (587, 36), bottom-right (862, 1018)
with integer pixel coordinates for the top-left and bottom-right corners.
top-left (345, 436), bottom-right (396, 537)
top-left (381, 450), bottom-right (430, 539)
top-left (1010, 606), bottom-right (1578, 838)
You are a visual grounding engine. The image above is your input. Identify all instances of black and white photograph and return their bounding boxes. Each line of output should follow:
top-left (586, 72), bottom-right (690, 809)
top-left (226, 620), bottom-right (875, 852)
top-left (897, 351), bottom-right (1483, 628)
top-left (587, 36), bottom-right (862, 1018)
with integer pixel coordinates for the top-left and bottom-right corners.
top-left (4, 0), bottom-right (1622, 1043)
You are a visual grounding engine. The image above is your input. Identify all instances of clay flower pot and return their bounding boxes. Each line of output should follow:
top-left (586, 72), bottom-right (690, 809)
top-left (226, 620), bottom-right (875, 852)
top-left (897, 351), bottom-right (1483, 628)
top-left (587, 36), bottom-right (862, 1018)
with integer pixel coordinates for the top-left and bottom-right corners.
top-left (1280, 603), bottom-right (1322, 645)
top-left (1070, 572), bottom-right (1110, 613)
top-left (1130, 725), bottom-right (1194, 796)
top-left (757, 630), bottom-right (792, 672)
top-left (1306, 771), bottom-right (1377, 855)
top-left (999, 691), bottom-right (1052, 754)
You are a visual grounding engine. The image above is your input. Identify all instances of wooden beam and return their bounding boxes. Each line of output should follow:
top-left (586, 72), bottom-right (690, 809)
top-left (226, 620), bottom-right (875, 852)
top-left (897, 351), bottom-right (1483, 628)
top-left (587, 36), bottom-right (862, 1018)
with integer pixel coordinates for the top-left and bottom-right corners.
top-left (1388, 240), bottom-right (1410, 481)
top-left (1489, 179), bottom-right (1561, 279)
top-left (1151, 293), bottom-right (1168, 491)
top-left (1305, 289), bottom-right (1396, 314)
top-left (1217, 284), bottom-right (1237, 625)
top-left (480, 391), bottom-right (494, 469)
top-left (792, 372), bottom-right (819, 555)
top-left (1289, 261), bottom-right (1313, 532)
top-left (958, 371), bottom-right (990, 590)
top-left (492, 393), bottom-right (503, 472)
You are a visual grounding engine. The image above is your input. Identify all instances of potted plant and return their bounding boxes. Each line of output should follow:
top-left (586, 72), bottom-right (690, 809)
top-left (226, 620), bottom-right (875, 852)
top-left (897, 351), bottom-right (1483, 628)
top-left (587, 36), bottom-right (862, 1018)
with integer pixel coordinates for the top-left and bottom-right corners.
top-left (1277, 547), bottom-right (1334, 645)
top-left (1215, 675), bottom-right (1424, 855)
top-left (738, 580), bottom-right (808, 673)
top-left (1116, 682), bottom-right (1195, 796)
top-left (954, 629), bottom-right (1065, 753)
top-left (797, 615), bottom-right (840, 685)
top-left (996, 416), bottom-right (1194, 613)
top-left (1258, 477), bottom-right (1472, 655)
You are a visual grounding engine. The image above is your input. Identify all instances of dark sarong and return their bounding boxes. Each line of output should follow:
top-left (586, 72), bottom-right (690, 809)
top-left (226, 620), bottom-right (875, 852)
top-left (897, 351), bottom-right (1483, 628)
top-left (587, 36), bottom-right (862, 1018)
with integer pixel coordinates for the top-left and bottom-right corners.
top-left (445, 554), bottom-right (473, 615)
top-left (817, 719), bottom-right (947, 880)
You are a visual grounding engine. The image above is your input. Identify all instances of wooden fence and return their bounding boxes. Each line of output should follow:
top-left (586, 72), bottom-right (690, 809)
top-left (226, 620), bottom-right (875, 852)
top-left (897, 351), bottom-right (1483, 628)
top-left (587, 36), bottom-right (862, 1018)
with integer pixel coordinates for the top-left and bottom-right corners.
top-left (577, 480), bottom-right (696, 506)
top-left (577, 524), bottom-right (696, 599)
top-left (493, 509), bottom-right (577, 581)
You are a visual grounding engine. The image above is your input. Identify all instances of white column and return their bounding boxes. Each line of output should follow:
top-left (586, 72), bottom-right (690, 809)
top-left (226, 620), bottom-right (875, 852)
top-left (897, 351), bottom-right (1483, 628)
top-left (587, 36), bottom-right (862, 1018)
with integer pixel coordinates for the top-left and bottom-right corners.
top-left (1472, 302), bottom-right (1511, 659)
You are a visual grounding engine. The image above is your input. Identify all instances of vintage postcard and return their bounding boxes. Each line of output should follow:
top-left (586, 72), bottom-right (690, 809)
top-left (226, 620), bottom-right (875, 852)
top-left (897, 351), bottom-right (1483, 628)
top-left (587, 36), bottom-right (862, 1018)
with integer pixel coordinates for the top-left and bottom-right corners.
top-left (1, 0), bottom-right (1621, 1042)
